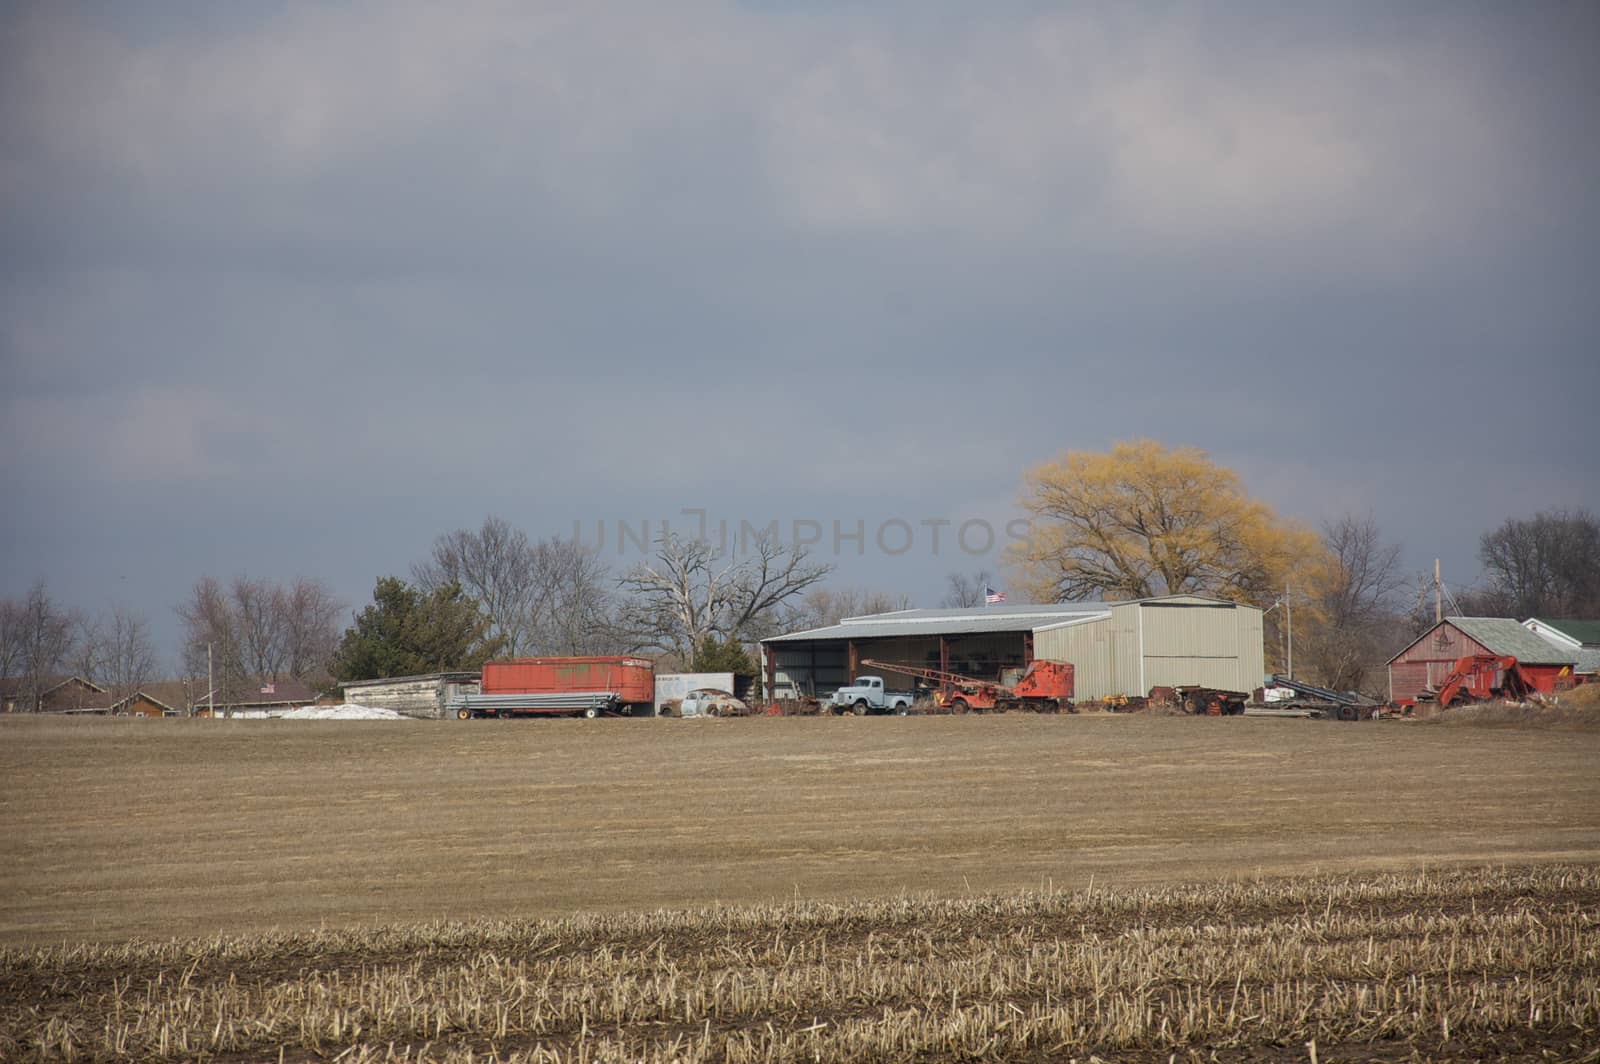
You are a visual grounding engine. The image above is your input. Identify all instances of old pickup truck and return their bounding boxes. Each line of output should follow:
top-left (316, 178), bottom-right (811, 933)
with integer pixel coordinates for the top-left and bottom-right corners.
top-left (829, 676), bottom-right (915, 716)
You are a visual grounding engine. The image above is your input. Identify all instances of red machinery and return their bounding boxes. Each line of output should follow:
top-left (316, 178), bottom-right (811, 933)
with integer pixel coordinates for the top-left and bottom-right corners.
top-left (858, 658), bottom-right (1075, 712)
top-left (1428, 654), bottom-right (1537, 709)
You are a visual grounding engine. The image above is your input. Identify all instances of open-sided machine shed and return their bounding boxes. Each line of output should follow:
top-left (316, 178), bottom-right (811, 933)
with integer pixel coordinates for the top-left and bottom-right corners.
top-left (761, 595), bottom-right (1265, 703)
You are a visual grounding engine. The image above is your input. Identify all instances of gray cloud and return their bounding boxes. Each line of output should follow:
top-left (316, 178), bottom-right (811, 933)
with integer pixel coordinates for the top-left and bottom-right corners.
top-left (3, 1), bottom-right (1596, 658)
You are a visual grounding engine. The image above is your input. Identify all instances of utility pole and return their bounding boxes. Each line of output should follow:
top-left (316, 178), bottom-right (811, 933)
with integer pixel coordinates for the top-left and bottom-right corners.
top-left (1285, 582), bottom-right (1293, 680)
top-left (1440, 556), bottom-right (1452, 624)
top-left (207, 641), bottom-right (214, 719)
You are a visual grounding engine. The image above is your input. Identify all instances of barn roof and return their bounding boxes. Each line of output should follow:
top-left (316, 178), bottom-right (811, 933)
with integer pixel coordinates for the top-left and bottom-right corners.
top-left (762, 595), bottom-right (1248, 644)
top-left (1389, 617), bottom-right (1579, 666)
top-left (764, 603), bottom-right (1106, 643)
top-left (1449, 617), bottom-right (1583, 663)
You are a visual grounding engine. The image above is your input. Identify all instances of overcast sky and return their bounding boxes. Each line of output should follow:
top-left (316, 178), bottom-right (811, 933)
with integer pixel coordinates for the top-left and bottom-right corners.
top-left (3, 1), bottom-right (1597, 665)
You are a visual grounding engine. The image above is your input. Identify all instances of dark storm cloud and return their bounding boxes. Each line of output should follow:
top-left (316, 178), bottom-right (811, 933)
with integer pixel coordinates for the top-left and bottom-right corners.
top-left (3, 1), bottom-right (1596, 657)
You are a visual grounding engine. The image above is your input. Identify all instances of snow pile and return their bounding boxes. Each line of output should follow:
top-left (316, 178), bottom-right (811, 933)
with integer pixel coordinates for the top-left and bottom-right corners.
top-left (276, 704), bottom-right (410, 721)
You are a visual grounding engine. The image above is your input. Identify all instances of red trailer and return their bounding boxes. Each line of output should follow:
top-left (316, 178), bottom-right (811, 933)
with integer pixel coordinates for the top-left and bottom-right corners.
top-left (455, 656), bottom-right (656, 718)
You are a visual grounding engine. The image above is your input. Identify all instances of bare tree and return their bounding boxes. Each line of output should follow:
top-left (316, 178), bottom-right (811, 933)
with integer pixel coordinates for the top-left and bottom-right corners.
top-left (233, 577), bottom-right (288, 681)
top-left (725, 532), bottom-right (834, 639)
top-left (533, 539), bottom-right (616, 655)
top-left (940, 571), bottom-right (995, 609)
top-left (7, 582), bottom-right (77, 711)
top-left (1296, 515), bottom-right (1406, 694)
top-left (177, 576), bottom-right (343, 706)
top-left (619, 530), bottom-right (832, 659)
top-left (417, 517), bottom-right (616, 658)
top-left (617, 534), bottom-right (726, 660)
top-left (1478, 509), bottom-right (1600, 618)
top-left (100, 606), bottom-right (157, 711)
top-left (278, 579), bottom-right (344, 683)
top-left (177, 577), bottom-right (250, 710)
top-left (69, 614), bottom-right (104, 683)
top-left (0, 597), bottom-right (23, 681)
top-left (415, 516), bottom-right (543, 656)
top-left (786, 586), bottom-right (913, 630)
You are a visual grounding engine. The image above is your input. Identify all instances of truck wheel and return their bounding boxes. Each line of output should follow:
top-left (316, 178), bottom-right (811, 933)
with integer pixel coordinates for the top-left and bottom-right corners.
top-left (952, 697), bottom-right (969, 714)
top-left (853, 700), bottom-right (869, 717)
top-left (583, 706), bottom-right (600, 720)
top-left (895, 703), bottom-right (909, 716)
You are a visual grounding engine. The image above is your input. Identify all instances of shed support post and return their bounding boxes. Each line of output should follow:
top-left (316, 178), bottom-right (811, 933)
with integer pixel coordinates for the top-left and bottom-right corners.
top-left (847, 640), bottom-right (859, 683)
top-left (764, 644), bottom-right (777, 705)
top-left (939, 636), bottom-right (949, 698)
top-left (1023, 632), bottom-right (1034, 665)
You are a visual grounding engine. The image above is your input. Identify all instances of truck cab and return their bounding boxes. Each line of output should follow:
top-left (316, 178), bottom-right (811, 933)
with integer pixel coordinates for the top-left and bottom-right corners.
top-left (829, 676), bottom-right (914, 716)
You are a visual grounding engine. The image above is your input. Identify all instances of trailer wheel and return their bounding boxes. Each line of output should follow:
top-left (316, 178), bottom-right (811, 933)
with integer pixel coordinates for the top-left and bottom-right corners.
top-left (1337, 703), bottom-right (1359, 722)
top-left (1183, 695), bottom-right (1204, 715)
top-left (952, 697), bottom-right (969, 714)
top-left (583, 706), bottom-right (600, 720)
top-left (456, 707), bottom-right (471, 721)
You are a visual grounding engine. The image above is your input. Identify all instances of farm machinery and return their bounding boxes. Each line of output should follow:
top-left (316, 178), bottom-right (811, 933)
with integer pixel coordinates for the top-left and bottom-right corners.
top-left (1409, 654), bottom-right (1539, 710)
top-left (1149, 685), bottom-right (1249, 716)
top-left (1267, 674), bottom-right (1383, 721)
top-left (858, 658), bottom-right (1075, 713)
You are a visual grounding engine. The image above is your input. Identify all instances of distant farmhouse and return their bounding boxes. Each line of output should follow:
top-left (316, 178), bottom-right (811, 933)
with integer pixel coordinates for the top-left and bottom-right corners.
top-left (0, 676), bottom-right (323, 717)
top-left (1523, 617), bottom-right (1600, 683)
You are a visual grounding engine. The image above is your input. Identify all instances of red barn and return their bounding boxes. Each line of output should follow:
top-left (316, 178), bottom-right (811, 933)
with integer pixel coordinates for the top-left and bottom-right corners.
top-left (1388, 617), bottom-right (1578, 703)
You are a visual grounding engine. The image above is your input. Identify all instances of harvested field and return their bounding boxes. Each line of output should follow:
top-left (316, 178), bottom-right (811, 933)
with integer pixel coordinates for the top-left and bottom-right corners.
top-left (2, 866), bottom-right (1596, 1061)
top-left (2, 713), bottom-right (1598, 945)
top-left (3, 714), bottom-right (1599, 1060)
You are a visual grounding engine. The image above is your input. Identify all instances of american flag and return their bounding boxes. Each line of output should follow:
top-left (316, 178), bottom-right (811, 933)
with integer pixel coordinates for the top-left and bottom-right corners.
top-left (260, 682), bottom-right (276, 695)
top-left (984, 586), bottom-right (1006, 604)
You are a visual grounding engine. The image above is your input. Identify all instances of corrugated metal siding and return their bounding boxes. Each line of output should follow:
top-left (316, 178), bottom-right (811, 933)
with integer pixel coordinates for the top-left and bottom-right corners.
top-left (1033, 613), bottom-right (1139, 700)
top-left (1136, 602), bottom-right (1261, 695)
top-left (1139, 603), bottom-right (1240, 657)
top-left (1236, 608), bottom-right (1265, 690)
top-left (1145, 658), bottom-right (1252, 691)
top-left (1035, 601), bottom-right (1263, 699)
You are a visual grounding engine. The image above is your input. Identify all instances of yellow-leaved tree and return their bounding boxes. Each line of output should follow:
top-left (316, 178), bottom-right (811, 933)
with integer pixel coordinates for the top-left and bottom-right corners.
top-left (1007, 441), bottom-right (1331, 616)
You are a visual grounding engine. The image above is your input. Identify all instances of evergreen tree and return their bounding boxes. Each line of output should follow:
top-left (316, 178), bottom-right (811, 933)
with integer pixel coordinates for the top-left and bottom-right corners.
top-left (690, 635), bottom-right (757, 677)
top-left (333, 577), bottom-right (505, 681)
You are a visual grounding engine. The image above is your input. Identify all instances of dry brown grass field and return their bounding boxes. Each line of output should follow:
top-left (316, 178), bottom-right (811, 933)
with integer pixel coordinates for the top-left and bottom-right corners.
top-left (2, 712), bottom-right (1597, 945)
top-left (3, 712), bottom-right (1598, 1061)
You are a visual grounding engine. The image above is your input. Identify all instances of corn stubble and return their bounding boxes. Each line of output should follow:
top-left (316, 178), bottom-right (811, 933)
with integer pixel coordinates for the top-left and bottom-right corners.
top-left (3, 866), bottom-right (1595, 1062)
